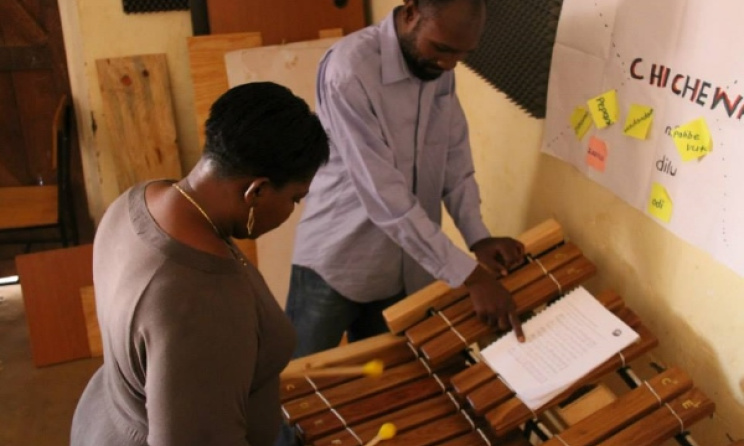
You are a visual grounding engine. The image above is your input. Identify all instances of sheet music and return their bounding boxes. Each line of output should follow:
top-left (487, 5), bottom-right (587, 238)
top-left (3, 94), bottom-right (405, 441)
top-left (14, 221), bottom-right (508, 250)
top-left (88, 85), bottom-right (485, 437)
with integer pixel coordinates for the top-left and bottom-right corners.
top-left (481, 286), bottom-right (639, 410)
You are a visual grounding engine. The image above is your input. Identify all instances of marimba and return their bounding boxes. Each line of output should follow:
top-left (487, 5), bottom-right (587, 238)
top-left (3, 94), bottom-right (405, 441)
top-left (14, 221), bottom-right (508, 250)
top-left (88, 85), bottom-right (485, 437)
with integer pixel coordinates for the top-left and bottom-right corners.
top-left (280, 220), bottom-right (715, 446)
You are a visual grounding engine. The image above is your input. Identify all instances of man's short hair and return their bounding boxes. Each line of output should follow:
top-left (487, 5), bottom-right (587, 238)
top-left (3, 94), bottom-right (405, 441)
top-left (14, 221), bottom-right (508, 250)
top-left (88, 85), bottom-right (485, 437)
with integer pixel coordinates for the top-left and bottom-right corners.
top-left (416, 0), bottom-right (485, 19)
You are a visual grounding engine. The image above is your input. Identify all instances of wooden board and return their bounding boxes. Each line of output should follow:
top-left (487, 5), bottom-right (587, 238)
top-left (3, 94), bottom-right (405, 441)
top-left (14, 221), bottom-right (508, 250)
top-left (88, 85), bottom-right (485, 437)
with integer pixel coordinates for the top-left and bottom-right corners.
top-left (282, 332), bottom-right (405, 378)
top-left (187, 33), bottom-right (263, 266)
top-left (224, 36), bottom-right (341, 300)
top-left (206, 0), bottom-right (365, 44)
top-left (187, 32), bottom-right (262, 149)
top-left (0, 0), bottom-right (94, 246)
top-left (383, 218), bottom-right (564, 333)
top-left (96, 54), bottom-right (182, 193)
top-left (555, 384), bottom-right (617, 426)
top-left (0, 186), bottom-right (58, 230)
top-left (15, 244), bottom-right (93, 367)
top-left (318, 28), bottom-right (344, 39)
top-left (0, 0), bottom-right (71, 187)
top-left (80, 285), bottom-right (102, 358)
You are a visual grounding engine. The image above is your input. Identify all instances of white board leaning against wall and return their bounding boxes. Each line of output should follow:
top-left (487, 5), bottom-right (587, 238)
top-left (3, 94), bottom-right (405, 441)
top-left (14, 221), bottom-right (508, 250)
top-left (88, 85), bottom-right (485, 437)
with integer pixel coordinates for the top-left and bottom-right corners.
top-left (541, 0), bottom-right (744, 277)
top-left (224, 37), bottom-right (340, 307)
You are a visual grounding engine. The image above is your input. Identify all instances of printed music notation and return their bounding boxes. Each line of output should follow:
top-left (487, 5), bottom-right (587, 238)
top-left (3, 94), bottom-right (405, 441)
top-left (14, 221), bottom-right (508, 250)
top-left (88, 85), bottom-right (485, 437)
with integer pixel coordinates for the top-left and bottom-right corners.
top-left (481, 286), bottom-right (639, 410)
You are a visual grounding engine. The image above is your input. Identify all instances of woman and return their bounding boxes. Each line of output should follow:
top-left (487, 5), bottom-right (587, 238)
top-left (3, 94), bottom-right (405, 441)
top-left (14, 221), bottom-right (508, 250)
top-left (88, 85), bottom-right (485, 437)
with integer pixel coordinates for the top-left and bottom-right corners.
top-left (71, 82), bottom-right (329, 445)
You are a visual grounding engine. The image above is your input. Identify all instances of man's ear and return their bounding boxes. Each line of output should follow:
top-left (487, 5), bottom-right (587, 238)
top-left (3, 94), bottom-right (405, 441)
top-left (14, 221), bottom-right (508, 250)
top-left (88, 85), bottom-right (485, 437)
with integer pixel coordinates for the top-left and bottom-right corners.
top-left (401, 0), bottom-right (418, 23)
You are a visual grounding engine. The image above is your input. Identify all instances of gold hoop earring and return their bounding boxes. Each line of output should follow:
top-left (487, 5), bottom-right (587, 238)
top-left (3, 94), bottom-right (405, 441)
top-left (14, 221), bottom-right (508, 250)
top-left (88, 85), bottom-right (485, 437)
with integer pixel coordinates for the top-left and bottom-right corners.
top-left (246, 206), bottom-right (255, 236)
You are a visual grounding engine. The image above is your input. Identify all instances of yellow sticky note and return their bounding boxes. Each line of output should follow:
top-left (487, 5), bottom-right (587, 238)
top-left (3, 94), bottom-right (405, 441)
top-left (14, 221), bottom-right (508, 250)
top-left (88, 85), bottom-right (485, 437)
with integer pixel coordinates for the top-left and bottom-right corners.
top-left (648, 183), bottom-right (673, 223)
top-left (570, 107), bottom-right (593, 140)
top-left (586, 136), bottom-right (608, 172)
top-left (587, 90), bottom-right (619, 129)
top-left (671, 118), bottom-right (712, 161)
top-left (623, 104), bottom-right (654, 140)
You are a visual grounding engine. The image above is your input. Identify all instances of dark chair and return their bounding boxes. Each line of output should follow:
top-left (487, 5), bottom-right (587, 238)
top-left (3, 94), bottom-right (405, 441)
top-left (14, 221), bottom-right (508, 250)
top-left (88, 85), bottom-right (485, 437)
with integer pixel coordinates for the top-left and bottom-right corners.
top-left (0, 94), bottom-right (79, 250)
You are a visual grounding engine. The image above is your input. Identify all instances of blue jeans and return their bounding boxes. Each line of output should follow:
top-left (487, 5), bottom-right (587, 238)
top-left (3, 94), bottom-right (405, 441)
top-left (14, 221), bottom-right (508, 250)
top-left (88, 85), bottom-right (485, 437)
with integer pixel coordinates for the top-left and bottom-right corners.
top-left (276, 265), bottom-right (406, 446)
top-left (285, 264), bottom-right (407, 358)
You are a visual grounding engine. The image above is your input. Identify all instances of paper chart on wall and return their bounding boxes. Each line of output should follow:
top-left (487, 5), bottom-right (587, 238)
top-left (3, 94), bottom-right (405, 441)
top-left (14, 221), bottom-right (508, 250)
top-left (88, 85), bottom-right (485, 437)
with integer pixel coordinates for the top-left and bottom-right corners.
top-left (541, 0), bottom-right (744, 278)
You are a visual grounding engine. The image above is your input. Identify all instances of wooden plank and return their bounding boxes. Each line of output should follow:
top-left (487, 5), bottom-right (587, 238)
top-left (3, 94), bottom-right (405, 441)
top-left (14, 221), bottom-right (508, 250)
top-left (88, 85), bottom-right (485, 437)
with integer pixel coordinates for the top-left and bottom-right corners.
top-left (0, 0), bottom-right (48, 45)
top-left (283, 361), bottom-right (429, 423)
top-left (314, 395), bottom-right (459, 446)
top-left (0, 163), bottom-right (20, 186)
top-left (517, 218), bottom-right (564, 257)
top-left (419, 256), bottom-right (597, 367)
top-left (383, 218), bottom-right (565, 334)
top-left (80, 285), bottom-right (102, 358)
top-left (439, 431), bottom-right (532, 446)
top-left (187, 32), bottom-right (262, 149)
top-left (0, 72), bottom-right (25, 186)
top-left (15, 244), bottom-right (93, 367)
top-left (281, 332), bottom-right (405, 378)
top-left (544, 368), bottom-right (693, 446)
top-left (187, 33), bottom-right (263, 266)
top-left (13, 69), bottom-right (58, 183)
top-left (297, 377), bottom-right (448, 441)
top-left (206, 0), bottom-right (364, 44)
top-left (96, 54), bottom-right (182, 193)
top-left (280, 341), bottom-right (415, 402)
top-left (3, 3), bottom-right (65, 179)
top-left (0, 45), bottom-right (51, 71)
top-left (318, 28), bottom-right (344, 39)
top-left (597, 388), bottom-right (715, 446)
top-left (222, 36), bottom-right (342, 298)
top-left (554, 384), bottom-right (617, 426)
top-left (0, 186), bottom-right (58, 230)
top-left (450, 361), bottom-right (495, 398)
top-left (384, 412), bottom-right (473, 446)
top-left (402, 243), bottom-right (583, 347)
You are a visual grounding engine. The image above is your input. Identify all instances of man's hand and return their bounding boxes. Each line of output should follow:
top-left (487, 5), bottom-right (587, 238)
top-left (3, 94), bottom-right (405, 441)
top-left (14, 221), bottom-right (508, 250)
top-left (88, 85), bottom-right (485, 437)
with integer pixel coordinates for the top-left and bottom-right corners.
top-left (470, 237), bottom-right (525, 277)
top-left (464, 264), bottom-right (525, 342)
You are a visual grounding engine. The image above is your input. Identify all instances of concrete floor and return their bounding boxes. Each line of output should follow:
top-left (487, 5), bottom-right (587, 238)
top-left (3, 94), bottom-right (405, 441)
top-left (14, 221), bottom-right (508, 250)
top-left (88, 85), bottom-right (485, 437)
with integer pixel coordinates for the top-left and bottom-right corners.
top-left (0, 247), bottom-right (102, 446)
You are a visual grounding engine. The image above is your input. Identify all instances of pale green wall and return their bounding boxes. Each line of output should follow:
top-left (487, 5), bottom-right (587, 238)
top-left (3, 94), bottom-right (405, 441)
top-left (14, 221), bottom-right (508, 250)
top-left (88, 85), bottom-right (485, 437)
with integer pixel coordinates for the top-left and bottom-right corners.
top-left (59, 0), bottom-right (743, 442)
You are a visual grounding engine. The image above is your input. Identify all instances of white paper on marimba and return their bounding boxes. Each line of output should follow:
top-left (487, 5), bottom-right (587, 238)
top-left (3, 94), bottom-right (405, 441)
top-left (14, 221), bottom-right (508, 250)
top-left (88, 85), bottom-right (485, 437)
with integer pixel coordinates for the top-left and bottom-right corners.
top-left (481, 286), bottom-right (639, 410)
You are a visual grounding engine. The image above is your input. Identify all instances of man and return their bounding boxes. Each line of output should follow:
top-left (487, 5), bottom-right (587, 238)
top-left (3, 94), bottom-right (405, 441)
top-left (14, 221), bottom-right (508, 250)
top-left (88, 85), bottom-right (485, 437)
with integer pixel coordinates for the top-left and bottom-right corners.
top-left (288, 0), bottom-right (525, 359)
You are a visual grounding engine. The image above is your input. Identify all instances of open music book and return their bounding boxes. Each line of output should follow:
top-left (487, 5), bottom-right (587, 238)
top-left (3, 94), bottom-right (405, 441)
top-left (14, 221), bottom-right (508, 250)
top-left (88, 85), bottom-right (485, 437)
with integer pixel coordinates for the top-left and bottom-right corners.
top-left (481, 286), bottom-right (639, 410)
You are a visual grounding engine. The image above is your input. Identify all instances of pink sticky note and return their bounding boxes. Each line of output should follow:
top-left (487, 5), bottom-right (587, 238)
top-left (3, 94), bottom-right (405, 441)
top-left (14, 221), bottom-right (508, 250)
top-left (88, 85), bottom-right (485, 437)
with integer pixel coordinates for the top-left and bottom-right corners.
top-left (586, 136), bottom-right (608, 172)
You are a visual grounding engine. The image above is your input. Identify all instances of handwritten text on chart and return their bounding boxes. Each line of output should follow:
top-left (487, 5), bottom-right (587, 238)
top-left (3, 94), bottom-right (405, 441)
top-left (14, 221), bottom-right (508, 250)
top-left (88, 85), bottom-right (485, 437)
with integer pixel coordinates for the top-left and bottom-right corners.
top-left (570, 106), bottom-right (593, 140)
top-left (670, 118), bottom-right (712, 161)
top-left (648, 182), bottom-right (673, 223)
top-left (586, 136), bottom-right (608, 172)
top-left (587, 90), bottom-right (619, 129)
top-left (623, 104), bottom-right (654, 140)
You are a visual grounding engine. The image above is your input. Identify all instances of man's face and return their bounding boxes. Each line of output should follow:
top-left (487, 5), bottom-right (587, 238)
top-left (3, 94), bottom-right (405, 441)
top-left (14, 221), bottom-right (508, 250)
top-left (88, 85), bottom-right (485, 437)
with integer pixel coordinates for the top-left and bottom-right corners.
top-left (398, 1), bottom-right (486, 81)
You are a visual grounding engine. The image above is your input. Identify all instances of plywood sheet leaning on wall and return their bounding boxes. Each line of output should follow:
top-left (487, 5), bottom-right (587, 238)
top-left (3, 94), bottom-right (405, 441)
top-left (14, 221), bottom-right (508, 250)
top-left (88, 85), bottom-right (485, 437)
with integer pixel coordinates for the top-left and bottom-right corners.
top-left (222, 35), bottom-right (341, 305)
top-left (15, 244), bottom-right (93, 367)
top-left (186, 33), bottom-right (263, 266)
top-left (80, 285), bottom-right (102, 358)
top-left (187, 32), bottom-right (263, 149)
top-left (96, 54), bottom-right (182, 193)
